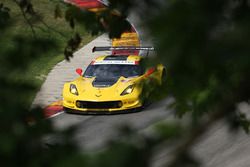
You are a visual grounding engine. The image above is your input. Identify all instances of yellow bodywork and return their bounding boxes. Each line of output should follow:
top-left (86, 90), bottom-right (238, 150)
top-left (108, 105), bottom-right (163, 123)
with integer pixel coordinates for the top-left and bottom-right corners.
top-left (62, 55), bottom-right (165, 113)
top-left (112, 32), bottom-right (140, 47)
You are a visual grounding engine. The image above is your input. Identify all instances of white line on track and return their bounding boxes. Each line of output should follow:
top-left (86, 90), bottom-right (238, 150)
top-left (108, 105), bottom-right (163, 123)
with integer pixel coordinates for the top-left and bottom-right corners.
top-left (47, 111), bottom-right (65, 119)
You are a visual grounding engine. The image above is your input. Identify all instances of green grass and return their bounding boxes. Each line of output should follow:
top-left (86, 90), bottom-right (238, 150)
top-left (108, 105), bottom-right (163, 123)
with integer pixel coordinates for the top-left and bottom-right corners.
top-left (1, 0), bottom-right (96, 104)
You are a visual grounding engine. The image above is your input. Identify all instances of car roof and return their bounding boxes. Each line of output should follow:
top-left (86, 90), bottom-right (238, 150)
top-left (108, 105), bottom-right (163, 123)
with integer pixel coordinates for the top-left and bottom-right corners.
top-left (93, 55), bottom-right (142, 62)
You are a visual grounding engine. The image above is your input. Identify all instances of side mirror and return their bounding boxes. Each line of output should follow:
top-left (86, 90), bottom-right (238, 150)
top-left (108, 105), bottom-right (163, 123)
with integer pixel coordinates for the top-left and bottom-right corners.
top-left (145, 67), bottom-right (155, 77)
top-left (76, 68), bottom-right (83, 76)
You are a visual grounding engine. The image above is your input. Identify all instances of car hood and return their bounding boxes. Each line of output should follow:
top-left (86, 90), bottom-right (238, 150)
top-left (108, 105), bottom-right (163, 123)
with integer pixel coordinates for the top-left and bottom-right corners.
top-left (71, 76), bottom-right (141, 100)
top-left (92, 77), bottom-right (119, 88)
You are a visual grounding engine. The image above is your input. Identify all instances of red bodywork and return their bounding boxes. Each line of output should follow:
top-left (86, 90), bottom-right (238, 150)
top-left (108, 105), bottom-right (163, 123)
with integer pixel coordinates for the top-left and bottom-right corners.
top-left (65, 0), bottom-right (105, 9)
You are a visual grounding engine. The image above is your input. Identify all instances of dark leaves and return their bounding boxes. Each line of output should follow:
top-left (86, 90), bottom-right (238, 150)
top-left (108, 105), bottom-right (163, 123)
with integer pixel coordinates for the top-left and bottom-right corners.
top-left (65, 6), bottom-right (77, 29)
top-left (236, 113), bottom-right (250, 133)
top-left (69, 17), bottom-right (75, 29)
top-left (170, 151), bottom-right (200, 167)
top-left (65, 6), bottom-right (104, 34)
top-left (99, 10), bottom-right (132, 38)
top-left (154, 123), bottom-right (183, 140)
top-left (108, 0), bottom-right (135, 17)
top-left (64, 33), bottom-right (82, 61)
top-left (54, 4), bottom-right (63, 19)
top-left (229, 112), bottom-right (250, 133)
top-left (0, 3), bottom-right (10, 29)
top-left (14, 0), bottom-right (35, 15)
top-left (64, 5), bottom-right (132, 38)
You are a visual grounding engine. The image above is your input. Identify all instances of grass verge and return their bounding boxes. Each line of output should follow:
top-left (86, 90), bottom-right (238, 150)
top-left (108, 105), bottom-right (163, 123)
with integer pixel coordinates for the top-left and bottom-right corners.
top-left (1, 0), bottom-right (95, 105)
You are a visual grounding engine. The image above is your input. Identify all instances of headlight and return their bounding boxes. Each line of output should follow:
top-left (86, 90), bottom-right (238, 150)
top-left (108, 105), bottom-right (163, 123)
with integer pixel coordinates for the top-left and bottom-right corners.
top-left (121, 85), bottom-right (134, 96)
top-left (70, 84), bottom-right (79, 95)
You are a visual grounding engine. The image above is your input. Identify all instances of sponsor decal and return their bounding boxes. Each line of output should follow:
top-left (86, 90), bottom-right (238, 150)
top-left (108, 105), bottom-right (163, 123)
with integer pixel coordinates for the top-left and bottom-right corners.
top-left (93, 60), bottom-right (136, 65)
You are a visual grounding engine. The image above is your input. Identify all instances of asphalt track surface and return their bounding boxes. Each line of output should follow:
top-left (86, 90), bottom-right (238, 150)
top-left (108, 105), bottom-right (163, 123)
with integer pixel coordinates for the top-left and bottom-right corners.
top-left (51, 98), bottom-right (174, 150)
top-left (48, 98), bottom-right (250, 167)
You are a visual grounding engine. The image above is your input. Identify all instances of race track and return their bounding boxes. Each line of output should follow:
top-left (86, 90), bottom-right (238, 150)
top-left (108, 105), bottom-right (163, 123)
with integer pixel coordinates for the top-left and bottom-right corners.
top-left (33, 6), bottom-right (250, 167)
top-left (52, 98), bottom-right (174, 150)
top-left (48, 94), bottom-right (250, 167)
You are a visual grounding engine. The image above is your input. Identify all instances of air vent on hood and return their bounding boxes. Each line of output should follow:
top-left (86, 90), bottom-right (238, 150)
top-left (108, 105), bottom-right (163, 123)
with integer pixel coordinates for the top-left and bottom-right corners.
top-left (104, 55), bottom-right (128, 60)
top-left (92, 77), bottom-right (118, 88)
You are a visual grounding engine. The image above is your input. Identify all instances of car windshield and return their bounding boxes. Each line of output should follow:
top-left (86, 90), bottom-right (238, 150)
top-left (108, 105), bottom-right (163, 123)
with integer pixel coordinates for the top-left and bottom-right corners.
top-left (84, 64), bottom-right (144, 78)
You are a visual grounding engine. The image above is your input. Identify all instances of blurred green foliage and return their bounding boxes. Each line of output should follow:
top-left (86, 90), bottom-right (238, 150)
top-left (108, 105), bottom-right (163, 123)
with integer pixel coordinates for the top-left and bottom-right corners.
top-left (1, 0), bottom-right (250, 167)
top-left (0, 0), bottom-right (94, 95)
top-left (0, 0), bottom-right (92, 166)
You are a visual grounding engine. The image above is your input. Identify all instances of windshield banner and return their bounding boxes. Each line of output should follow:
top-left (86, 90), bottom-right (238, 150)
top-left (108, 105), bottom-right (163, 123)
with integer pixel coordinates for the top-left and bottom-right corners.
top-left (93, 60), bottom-right (136, 65)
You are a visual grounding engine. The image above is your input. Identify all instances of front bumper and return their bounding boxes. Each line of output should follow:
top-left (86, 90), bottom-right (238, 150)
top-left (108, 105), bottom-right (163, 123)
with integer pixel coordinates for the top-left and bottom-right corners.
top-left (63, 97), bottom-right (143, 114)
top-left (63, 107), bottom-right (142, 115)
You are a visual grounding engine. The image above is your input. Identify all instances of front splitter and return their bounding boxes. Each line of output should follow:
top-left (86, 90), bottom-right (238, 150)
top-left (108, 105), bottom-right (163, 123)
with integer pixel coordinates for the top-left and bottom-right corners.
top-left (63, 107), bottom-right (142, 115)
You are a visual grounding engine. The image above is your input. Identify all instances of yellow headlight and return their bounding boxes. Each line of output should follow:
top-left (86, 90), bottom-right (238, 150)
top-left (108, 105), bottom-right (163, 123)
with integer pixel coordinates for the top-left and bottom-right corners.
top-left (71, 88), bottom-right (77, 94)
top-left (70, 84), bottom-right (79, 95)
top-left (126, 87), bottom-right (133, 94)
top-left (121, 85), bottom-right (134, 96)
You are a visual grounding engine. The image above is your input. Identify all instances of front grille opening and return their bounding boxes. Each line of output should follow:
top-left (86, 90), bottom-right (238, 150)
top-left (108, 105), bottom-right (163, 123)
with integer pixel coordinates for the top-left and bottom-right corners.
top-left (76, 101), bottom-right (122, 109)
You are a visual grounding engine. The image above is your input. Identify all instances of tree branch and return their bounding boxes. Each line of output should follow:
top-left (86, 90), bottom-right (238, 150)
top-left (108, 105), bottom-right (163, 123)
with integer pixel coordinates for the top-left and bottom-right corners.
top-left (13, 0), bottom-right (36, 38)
top-left (37, 17), bottom-right (68, 38)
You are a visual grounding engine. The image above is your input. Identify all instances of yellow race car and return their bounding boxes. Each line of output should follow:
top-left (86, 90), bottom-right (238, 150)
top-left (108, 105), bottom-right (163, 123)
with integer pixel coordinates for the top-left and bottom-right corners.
top-left (62, 46), bottom-right (166, 114)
